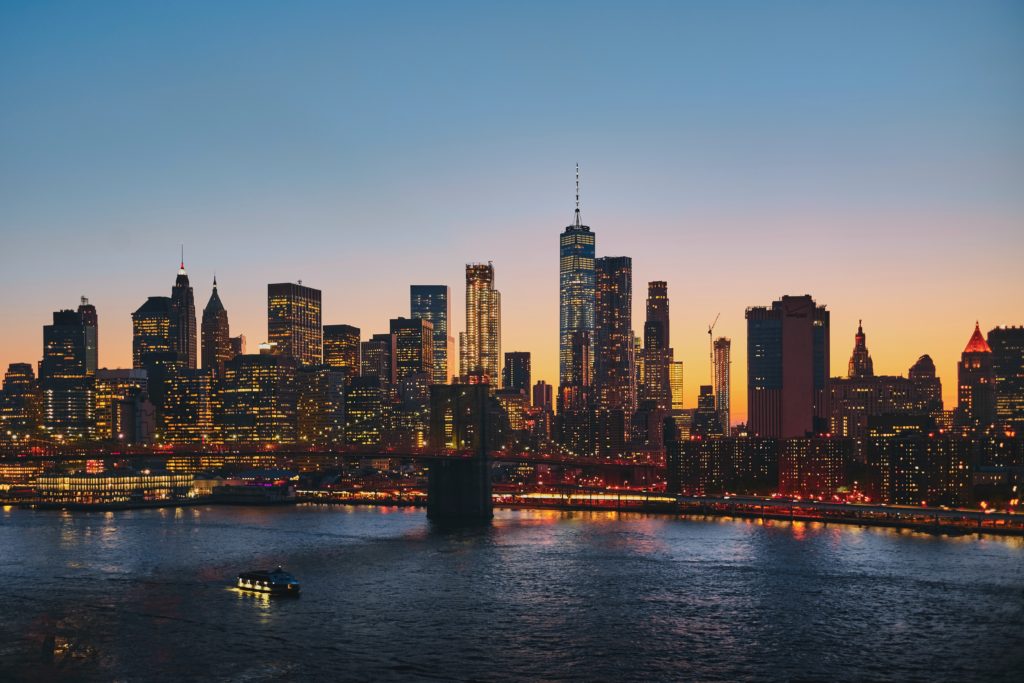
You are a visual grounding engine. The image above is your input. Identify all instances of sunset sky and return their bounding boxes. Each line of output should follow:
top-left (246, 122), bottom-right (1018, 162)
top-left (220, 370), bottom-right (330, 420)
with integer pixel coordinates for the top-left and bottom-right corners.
top-left (2, 1), bottom-right (1022, 422)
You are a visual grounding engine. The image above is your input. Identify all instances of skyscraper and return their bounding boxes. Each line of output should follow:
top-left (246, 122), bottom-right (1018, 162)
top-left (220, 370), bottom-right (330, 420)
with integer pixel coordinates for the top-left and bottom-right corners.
top-left (847, 320), bottom-right (874, 378)
top-left (746, 295), bottom-right (830, 438)
top-left (411, 285), bottom-right (454, 385)
top-left (640, 281), bottom-right (672, 411)
top-left (361, 333), bottom-right (396, 385)
top-left (533, 380), bottom-right (553, 411)
top-left (987, 326), bottom-right (1024, 430)
top-left (170, 258), bottom-right (198, 370)
top-left (670, 360), bottom-right (684, 412)
top-left (957, 322), bottom-right (995, 428)
top-left (201, 277), bottom-right (231, 376)
top-left (390, 317), bottom-right (435, 382)
top-left (40, 308), bottom-right (91, 380)
top-left (594, 256), bottom-right (634, 456)
top-left (559, 169), bottom-right (596, 389)
top-left (78, 297), bottom-right (98, 375)
top-left (268, 282), bottom-right (322, 365)
top-left (713, 337), bottom-right (731, 436)
top-left (461, 263), bottom-right (501, 382)
top-left (503, 352), bottom-right (531, 393)
top-left (323, 324), bottom-right (361, 374)
top-left (132, 297), bottom-right (173, 368)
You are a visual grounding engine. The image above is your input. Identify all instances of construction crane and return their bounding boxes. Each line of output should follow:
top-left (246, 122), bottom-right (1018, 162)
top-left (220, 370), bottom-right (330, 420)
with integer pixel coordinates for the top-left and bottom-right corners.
top-left (708, 313), bottom-right (720, 387)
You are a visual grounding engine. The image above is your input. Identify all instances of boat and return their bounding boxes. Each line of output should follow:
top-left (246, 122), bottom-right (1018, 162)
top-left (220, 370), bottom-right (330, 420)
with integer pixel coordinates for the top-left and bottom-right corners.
top-left (236, 566), bottom-right (301, 595)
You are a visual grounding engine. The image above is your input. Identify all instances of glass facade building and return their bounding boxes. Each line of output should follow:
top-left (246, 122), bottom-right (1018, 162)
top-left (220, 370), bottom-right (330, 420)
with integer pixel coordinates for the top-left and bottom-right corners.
top-left (411, 285), bottom-right (454, 385)
top-left (268, 282), bottom-right (322, 366)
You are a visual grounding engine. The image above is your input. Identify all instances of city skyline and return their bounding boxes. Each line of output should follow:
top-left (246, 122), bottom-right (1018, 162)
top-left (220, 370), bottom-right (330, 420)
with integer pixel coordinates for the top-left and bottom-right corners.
top-left (3, 2), bottom-right (1023, 422)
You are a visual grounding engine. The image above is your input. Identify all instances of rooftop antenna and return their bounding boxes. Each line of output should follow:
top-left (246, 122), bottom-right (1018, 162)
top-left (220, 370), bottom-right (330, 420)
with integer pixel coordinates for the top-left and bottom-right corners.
top-left (574, 162), bottom-right (581, 227)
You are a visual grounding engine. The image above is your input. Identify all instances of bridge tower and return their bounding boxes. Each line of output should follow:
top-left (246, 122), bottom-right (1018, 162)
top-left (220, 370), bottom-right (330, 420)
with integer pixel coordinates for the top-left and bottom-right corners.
top-left (426, 384), bottom-right (493, 521)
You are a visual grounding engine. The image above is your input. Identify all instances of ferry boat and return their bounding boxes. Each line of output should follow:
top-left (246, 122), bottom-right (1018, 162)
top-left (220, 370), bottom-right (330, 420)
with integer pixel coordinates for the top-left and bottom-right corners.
top-left (236, 567), bottom-right (301, 595)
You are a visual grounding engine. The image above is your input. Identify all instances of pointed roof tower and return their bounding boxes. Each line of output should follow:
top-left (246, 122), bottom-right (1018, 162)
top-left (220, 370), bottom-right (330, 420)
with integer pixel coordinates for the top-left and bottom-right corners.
top-left (204, 276), bottom-right (224, 313)
top-left (963, 321), bottom-right (992, 354)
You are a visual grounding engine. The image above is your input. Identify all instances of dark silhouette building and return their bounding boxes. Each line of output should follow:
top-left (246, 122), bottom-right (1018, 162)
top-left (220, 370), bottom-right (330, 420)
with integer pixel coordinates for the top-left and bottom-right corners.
top-left (390, 317), bottom-right (434, 382)
top-left (639, 281), bottom-right (672, 411)
top-left (171, 259), bottom-right (198, 369)
top-left (987, 326), bottom-right (1024, 430)
top-left (132, 296), bottom-right (174, 369)
top-left (503, 352), bottom-right (531, 393)
top-left (201, 277), bottom-right (232, 376)
top-left (746, 295), bottom-right (830, 438)
top-left (958, 322), bottom-right (996, 429)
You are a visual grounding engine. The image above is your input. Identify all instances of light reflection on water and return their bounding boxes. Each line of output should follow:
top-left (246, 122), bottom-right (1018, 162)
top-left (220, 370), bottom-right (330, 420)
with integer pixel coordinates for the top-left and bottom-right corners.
top-left (0, 505), bottom-right (1021, 681)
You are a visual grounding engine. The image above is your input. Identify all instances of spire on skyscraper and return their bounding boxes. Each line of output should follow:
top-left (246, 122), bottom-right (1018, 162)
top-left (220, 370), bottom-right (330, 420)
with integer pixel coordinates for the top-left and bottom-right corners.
top-left (574, 162), bottom-right (581, 228)
top-left (179, 245), bottom-right (186, 274)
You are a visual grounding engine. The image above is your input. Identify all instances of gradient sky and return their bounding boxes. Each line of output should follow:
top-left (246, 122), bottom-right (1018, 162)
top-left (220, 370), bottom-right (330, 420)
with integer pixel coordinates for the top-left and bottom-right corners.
top-left (2, 1), bottom-right (1022, 422)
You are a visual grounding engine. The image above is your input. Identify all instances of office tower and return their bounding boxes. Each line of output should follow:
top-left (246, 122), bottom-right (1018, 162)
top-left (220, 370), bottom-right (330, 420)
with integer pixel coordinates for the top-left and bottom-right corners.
top-left (323, 324), bottom-right (361, 374)
top-left (201, 277), bottom-right (232, 376)
top-left (503, 352), bottom-right (531, 393)
top-left (361, 333), bottom-right (396, 384)
top-left (268, 282), bottom-right (322, 365)
top-left (957, 322), bottom-right (996, 428)
top-left (713, 337), bottom-right (731, 436)
top-left (461, 263), bottom-right (501, 382)
top-left (92, 369), bottom-right (148, 441)
top-left (132, 297), bottom-right (174, 368)
top-left (533, 380), bottom-right (553, 411)
top-left (746, 294), bottom-right (830, 438)
top-left (230, 335), bottom-right (246, 357)
top-left (40, 308), bottom-right (91, 380)
top-left (594, 256), bottom-right (634, 456)
top-left (345, 376), bottom-right (386, 446)
top-left (162, 370), bottom-right (213, 444)
top-left (594, 257), bottom-right (634, 411)
top-left (987, 326), bottom-right (1024, 429)
top-left (411, 285), bottom-right (454, 384)
top-left (559, 165), bottom-right (596, 386)
top-left (78, 297), bottom-right (98, 375)
top-left (296, 366), bottom-right (347, 446)
top-left (39, 306), bottom-right (95, 442)
top-left (390, 317), bottom-right (434, 382)
top-left (847, 320), bottom-right (874, 378)
top-left (670, 361), bottom-right (684, 411)
top-left (1, 363), bottom-right (40, 442)
top-left (396, 371), bottom-right (432, 448)
top-left (170, 258), bottom-right (198, 369)
top-left (640, 281), bottom-right (672, 411)
top-left (218, 354), bottom-right (298, 443)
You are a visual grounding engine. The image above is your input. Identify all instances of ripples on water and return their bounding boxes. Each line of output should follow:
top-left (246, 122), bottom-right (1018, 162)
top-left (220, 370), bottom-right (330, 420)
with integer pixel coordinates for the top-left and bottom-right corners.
top-left (0, 504), bottom-right (1022, 681)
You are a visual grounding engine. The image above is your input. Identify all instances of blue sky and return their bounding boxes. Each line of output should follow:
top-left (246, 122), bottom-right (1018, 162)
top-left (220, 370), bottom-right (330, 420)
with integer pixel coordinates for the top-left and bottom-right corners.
top-left (2, 1), bottom-right (1022, 415)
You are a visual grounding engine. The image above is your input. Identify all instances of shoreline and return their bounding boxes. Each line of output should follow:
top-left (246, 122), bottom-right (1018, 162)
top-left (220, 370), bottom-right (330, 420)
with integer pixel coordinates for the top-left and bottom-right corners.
top-left (7, 496), bottom-right (1022, 538)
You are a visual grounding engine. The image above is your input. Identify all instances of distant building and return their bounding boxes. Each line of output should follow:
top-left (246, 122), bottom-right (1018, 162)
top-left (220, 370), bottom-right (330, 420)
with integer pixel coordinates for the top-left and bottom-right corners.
top-left (1, 363), bottom-right (40, 442)
top-left (987, 326), bottom-right (1024, 430)
top-left (639, 281), bottom-right (672, 412)
top-left (171, 259), bottom-right (198, 369)
top-left (669, 360), bottom-right (684, 411)
top-left (268, 282), bottom-right (322, 365)
top-left (218, 354), bottom-right (298, 443)
top-left (92, 369), bottom-right (148, 442)
top-left (361, 333), bottom-right (395, 385)
top-left (323, 324), bottom-right (361, 375)
top-left (503, 352), bottom-right (531, 393)
top-left (778, 438), bottom-right (853, 498)
top-left (411, 285), bottom-right (455, 384)
top-left (390, 317), bottom-right (434, 382)
top-left (533, 380), bottom-right (553, 411)
top-left (345, 376), bottom-right (387, 446)
top-left (691, 385), bottom-right (723, 437)
top-left (162, 370), bottom-right (213, 444)
top-left (746, 295), bottom-right (830, 438)
top-left (40, 308), bottom-right (92, 380)
top-left (559, 168), bottom-right (596, 387)
top-left (296, 366), bottom-right (346, 446)
top-left (201, 277), bottom-right (232, 376)
top-left (229, 335), bottom-right (246, 357)
top-left (847, 320), bottom-right (874, 378)
top-left (132, 297), bottom-right (174, 369)
top-left (594, 256), bottom-right (634, 457)
top-left (957, 322), bottom-right (996, 428)
top-left (713, 337), bottom-right (731, 436)
top-left (461, 263), bottom-right (501, 383)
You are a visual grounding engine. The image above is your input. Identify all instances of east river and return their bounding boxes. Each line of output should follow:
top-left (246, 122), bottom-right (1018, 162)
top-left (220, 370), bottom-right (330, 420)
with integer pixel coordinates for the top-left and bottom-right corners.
top-left (0, 504), bottom-right (1022, 681)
